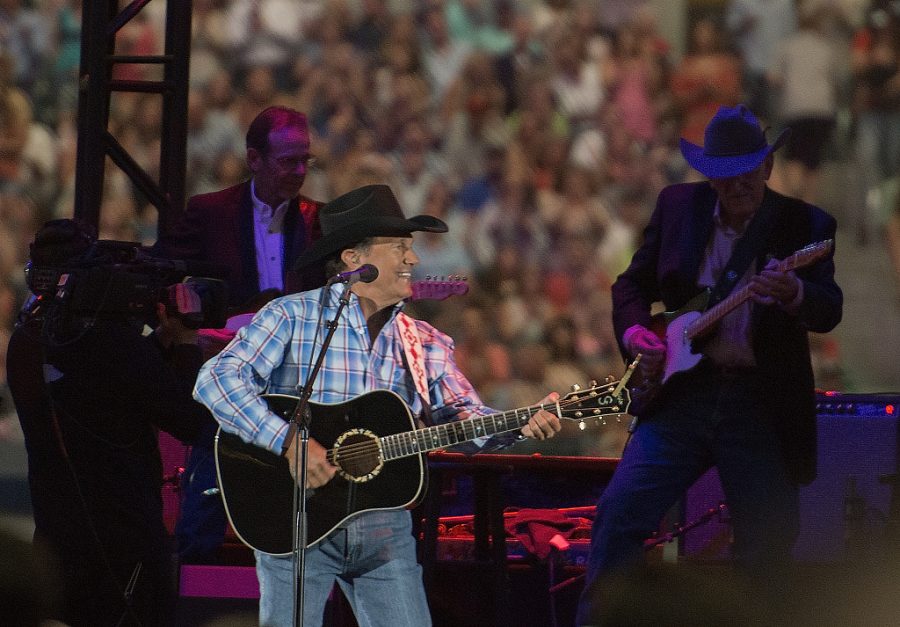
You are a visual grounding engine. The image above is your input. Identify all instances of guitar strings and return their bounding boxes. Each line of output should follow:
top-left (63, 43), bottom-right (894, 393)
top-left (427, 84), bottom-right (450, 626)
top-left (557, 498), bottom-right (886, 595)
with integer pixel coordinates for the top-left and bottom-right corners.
top-left (319, 394), bottom-right (612, 464)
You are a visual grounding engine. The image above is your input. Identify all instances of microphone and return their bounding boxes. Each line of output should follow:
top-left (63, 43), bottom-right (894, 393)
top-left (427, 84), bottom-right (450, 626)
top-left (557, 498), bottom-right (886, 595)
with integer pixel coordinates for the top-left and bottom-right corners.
top-left (326, 264), bottom-right (379, 285)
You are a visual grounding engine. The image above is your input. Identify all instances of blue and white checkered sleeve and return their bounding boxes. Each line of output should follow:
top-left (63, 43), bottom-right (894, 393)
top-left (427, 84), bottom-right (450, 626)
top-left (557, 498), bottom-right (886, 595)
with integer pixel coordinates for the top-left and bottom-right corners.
top-left (420, 322), bottom-right (521, 453)
top-left (194, 300), bottom-right (297, 454)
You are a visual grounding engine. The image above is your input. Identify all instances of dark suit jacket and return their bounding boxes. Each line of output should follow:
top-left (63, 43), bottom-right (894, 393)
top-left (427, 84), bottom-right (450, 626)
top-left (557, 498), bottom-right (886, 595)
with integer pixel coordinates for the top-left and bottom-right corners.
top-left (158, 180), bottom-right (326, 309)
top-left (611, 182), bottom-right (843, 483)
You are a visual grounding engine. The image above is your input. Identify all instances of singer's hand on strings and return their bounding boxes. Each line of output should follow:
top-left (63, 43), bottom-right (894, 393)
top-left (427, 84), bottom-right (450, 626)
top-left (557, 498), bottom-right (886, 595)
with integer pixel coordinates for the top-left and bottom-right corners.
top-left (520, 392), bottom-right (562, 440)
top-left (625, 326), bottom-right (665, 376)
top-left (283, 436), bottom-right (337, 488)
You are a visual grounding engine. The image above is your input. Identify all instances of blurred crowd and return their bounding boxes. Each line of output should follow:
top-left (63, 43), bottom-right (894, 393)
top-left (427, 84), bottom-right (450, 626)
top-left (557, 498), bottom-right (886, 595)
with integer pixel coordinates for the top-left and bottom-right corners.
top-left (1, 0), bottom-right (897, 454)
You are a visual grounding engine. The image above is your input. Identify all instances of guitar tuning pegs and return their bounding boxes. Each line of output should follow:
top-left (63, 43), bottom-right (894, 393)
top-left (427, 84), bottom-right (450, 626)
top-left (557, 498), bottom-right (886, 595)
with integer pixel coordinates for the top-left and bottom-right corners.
top-left (589, 379), bottom-right (598, 388)
top-left (605, 376), bottom-right (614, 384)
top-left (570, 383), bottom-right (582, 392)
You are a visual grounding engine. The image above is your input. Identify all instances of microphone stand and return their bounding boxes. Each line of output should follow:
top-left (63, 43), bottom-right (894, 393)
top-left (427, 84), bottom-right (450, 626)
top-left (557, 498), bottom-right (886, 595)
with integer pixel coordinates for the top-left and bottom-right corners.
top-left (288, 281), bottom-right (354, 627)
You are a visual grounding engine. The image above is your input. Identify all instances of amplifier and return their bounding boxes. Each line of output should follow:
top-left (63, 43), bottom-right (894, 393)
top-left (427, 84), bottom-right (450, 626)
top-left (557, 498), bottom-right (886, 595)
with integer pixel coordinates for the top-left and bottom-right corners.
top-left (683, 392), bottom-right (899, 563)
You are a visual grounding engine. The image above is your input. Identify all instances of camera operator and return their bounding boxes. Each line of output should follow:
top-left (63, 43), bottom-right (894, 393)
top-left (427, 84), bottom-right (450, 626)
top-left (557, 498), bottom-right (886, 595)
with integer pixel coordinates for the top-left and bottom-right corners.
top-left (7, 219), bottom-right (215, 627)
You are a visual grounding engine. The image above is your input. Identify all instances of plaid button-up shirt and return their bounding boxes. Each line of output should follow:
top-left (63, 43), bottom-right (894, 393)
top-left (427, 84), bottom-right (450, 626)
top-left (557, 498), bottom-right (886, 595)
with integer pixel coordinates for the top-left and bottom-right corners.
top-left (194, 284), bottom-right (515, 455)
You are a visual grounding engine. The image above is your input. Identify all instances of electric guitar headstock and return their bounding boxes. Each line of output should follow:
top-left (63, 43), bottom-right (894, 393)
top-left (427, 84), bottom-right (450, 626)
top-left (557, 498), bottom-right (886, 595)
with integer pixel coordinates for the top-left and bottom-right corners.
top-left (410, 276), bottom-right (469, 301)
top-left (780, 239), bottom-right (834, 272)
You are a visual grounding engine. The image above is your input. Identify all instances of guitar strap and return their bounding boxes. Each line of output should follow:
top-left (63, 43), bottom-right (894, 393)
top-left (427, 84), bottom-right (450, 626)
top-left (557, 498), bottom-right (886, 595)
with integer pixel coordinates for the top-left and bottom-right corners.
top-left (705, 192), bottom-right (776, 310)
top-left (396, 312), bottom-right (433, 426)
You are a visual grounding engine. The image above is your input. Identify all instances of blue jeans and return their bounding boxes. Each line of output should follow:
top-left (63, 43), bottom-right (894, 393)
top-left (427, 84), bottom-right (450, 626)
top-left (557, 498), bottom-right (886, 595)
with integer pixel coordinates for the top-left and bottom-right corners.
top-left (256, 509), bottom-right (432, 627)
top-left (576, 366), bottom-right (799, 624)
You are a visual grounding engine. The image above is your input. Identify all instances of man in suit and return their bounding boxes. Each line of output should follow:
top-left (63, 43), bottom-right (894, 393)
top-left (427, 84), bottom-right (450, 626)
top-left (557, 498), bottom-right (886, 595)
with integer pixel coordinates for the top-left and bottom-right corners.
top-left (159, 105), bottom-right (325, 309)
top-left (576, 105), bottom-right (843, 624)
top-left (159, 105), bottom-right (326, 563)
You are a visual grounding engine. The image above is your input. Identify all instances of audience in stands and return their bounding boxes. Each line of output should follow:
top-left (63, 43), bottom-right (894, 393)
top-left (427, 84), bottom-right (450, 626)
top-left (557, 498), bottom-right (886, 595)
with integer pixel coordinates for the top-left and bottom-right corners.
top-left (0, 0), bottom-right (866, 454)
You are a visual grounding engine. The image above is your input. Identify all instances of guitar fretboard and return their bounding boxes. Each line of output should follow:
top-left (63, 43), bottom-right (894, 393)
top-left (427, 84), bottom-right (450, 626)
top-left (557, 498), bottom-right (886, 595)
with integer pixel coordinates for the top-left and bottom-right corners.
top-left (686, 240), bottom-right (832, 340)
top-left (379, 405), bottom-right (544, 461)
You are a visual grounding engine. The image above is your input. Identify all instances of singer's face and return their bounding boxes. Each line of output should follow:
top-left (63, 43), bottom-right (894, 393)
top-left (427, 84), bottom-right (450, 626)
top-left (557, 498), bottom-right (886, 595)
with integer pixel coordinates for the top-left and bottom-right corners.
top-left (352, 236), bottom-right (418, 312)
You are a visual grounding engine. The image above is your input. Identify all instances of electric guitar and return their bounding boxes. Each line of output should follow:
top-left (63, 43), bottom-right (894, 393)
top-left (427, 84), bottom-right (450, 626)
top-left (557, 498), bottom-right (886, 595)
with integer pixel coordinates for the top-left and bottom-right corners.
top-left (215, 381), bottom-right (631, 555)
top-left (410, 277), bottom-right (468, 301)
top-left (631, 239), bottom-right (834, 408)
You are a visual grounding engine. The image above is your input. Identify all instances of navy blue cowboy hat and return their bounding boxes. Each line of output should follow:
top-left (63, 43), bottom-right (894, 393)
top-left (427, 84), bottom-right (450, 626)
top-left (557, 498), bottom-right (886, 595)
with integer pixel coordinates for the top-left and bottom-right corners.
top-left (294, 184), bottom-right (447, 269)
top-left (679, 104), bottom-right (791, 179)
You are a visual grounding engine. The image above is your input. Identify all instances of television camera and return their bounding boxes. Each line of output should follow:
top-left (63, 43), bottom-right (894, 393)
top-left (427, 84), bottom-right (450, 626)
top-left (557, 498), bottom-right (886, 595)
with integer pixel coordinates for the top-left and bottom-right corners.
top-left (25, 239), bottom-right (229, 330)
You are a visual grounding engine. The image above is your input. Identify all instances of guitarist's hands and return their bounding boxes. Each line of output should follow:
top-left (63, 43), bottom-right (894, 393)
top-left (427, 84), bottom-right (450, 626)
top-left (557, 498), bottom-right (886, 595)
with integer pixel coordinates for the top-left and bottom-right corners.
top-left (520, 392), bottom-right (563, 440)
top-left (750, 258), bottom-right (802, 311)
top-left (624, 325), bottom-right (666, 377)
top-left (283, 436), bottom-right (337, 488)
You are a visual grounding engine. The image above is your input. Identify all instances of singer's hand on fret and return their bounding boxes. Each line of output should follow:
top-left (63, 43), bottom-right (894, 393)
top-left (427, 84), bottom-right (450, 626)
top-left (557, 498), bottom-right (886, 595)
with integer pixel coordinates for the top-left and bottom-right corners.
top-left (520, 392), bottom-right (562, 440)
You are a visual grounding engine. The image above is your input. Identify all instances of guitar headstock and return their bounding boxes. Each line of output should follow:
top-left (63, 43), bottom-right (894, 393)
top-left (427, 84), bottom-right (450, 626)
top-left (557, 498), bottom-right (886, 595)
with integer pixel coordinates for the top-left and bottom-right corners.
top-left (556, 379), bottom-right (632, 429)
top-left (783, 239), bottom-right (834, 272)
top-left (410, 276), bottom-right (469, 301)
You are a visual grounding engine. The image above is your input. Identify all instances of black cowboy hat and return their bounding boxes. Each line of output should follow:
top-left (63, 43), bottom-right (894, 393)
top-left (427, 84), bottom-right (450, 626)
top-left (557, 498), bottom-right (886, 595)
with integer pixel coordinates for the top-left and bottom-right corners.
top-left (680, 104), bottom-right (790, 179)
top-left (294, 184), bottom-right (447, 269)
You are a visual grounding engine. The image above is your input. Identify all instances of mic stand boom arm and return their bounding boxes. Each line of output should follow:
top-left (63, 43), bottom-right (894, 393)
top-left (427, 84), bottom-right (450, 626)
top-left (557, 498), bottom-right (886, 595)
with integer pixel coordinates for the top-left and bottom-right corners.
top-left (286, 283), bottom-right (354, 627)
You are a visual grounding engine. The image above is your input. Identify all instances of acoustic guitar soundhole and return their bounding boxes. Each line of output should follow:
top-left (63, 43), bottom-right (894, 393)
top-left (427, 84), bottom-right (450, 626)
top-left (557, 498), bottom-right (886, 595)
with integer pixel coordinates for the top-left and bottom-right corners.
top-left (333, 429), bottom-right (384, 482)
